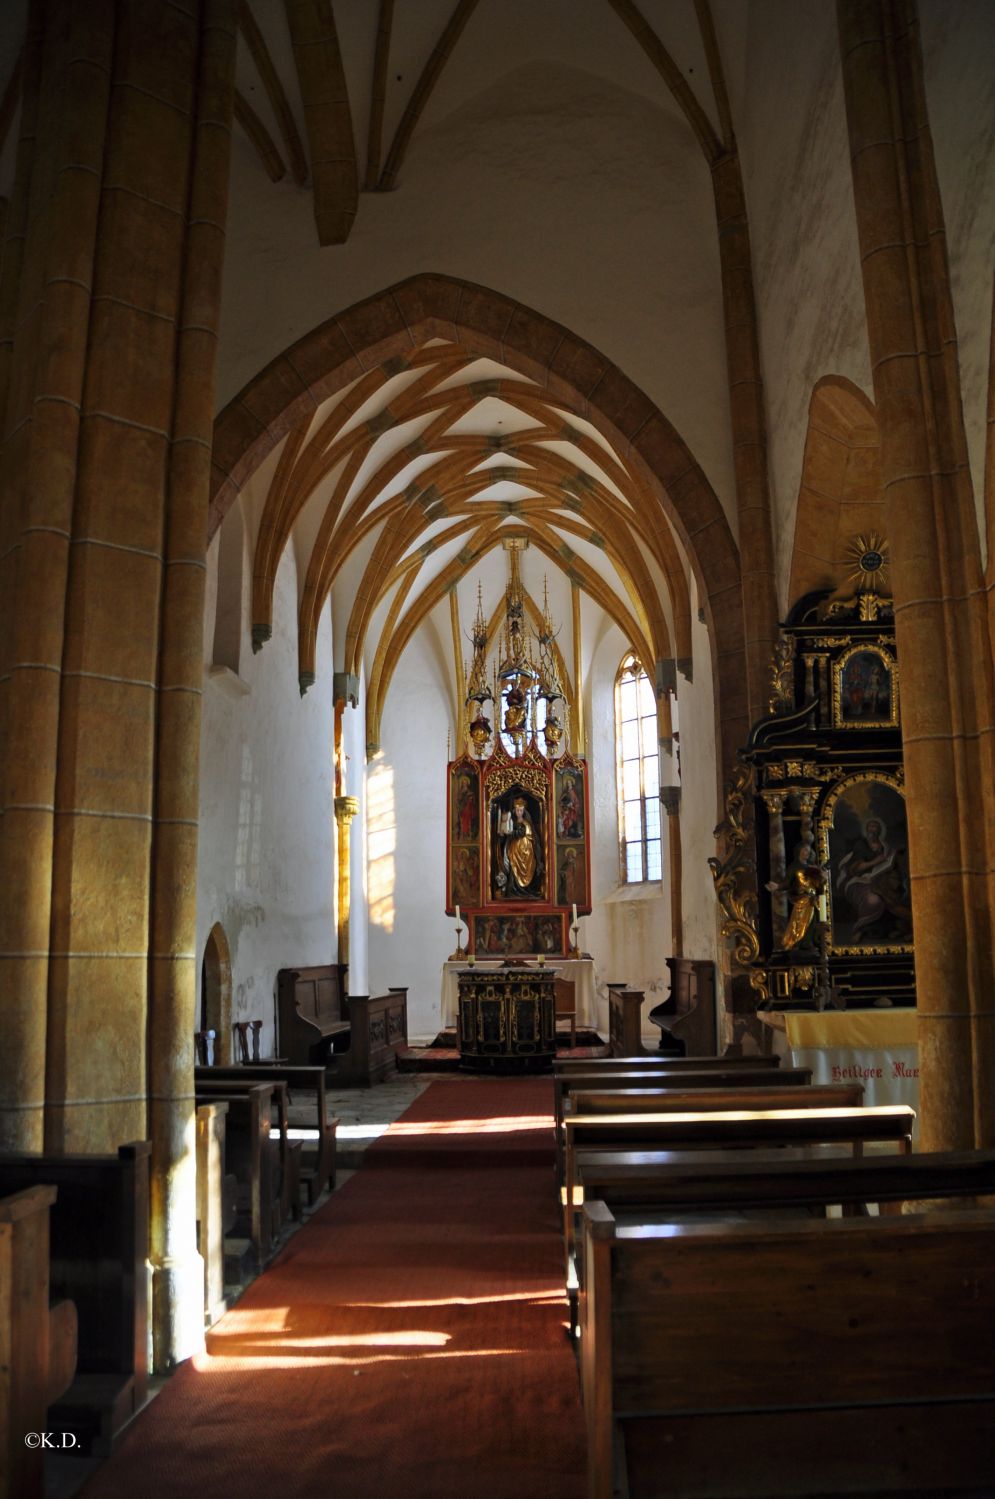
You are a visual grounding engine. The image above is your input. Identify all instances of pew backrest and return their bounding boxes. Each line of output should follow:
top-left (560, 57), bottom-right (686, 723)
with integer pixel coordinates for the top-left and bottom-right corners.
top-left (0, 1142), bottom-right (150, 1452)
top-left (553, 1071), bottom-right (823, 1180)
top-left (562, 1105), bottom-right (916, 1266)
top-left (553, 1053), bottom-right (780, 1075)
top-left (580, 1201), bottom-right (995, 1498)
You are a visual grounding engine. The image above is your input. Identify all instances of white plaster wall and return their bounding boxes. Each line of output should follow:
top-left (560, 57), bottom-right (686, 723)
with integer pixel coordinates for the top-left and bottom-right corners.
top-left (584, 624), bottom-right (671, 1038)
top-left (735, 0), bottom-right (995, 594)
top-left (736, 0), bottom-right (871, 607)
top-left (366, 626), bottom-right (453, 1042)
top-left (197, 509), bottom-right (336, 1059)
top-left (219, 48), bottom-right (736, 528)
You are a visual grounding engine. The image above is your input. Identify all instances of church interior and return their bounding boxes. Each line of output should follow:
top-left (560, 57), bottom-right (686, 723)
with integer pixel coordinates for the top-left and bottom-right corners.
top-left (2, 1), bottom-right (995, 1495)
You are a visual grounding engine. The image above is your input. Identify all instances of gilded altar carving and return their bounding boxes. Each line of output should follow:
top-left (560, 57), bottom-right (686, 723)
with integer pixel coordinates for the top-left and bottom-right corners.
top-left (708, 763), bottom-right (761, 968)
top-left (768, 638), bottom-right (795, 714)
top-left (718, 535), bottom-right (914, 1013)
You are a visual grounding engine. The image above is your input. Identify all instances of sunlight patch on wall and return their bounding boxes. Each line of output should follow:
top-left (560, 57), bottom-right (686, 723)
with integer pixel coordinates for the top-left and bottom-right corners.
top-left (367, 758), bottom-right (396, 933)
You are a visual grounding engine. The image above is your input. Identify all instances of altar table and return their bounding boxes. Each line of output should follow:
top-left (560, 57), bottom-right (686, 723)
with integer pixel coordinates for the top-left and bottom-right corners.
top-left (456, 966), bottom-right (557, 1073)
top-left (441, 956), bottom-right (597, 1031)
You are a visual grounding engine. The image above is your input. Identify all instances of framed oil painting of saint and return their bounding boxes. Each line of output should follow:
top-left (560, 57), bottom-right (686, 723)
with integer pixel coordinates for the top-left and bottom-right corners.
top-left (820, 775), bottom-right (913, 953)
top-left (832, 645), bottom-right (898, 728)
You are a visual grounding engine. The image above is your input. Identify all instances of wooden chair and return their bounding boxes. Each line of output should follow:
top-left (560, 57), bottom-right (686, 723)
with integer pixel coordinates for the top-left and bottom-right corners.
top-left (194, 1029), bottom-right (215, 1066)
top-left (554, 978), bottom-right (577, 1047)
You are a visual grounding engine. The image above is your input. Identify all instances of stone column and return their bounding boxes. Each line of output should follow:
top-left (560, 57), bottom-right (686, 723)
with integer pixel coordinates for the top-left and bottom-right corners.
top-left (0, 2), bottom-right (114, 1150)
top-left (838, 0), bottom-right (995, 1149)
top-left (661, 788), bottom-right (683, 956)
top-left (571, 581), bottom-right (584, 754)
top-left (335, 795), bottom-right (360, 979)
top-left (0, 0), bottom-right (236, 1365)
top-left (146, 0), bottom-right (237, 1369)
top-left (763, 791), bottom-right (788, 930)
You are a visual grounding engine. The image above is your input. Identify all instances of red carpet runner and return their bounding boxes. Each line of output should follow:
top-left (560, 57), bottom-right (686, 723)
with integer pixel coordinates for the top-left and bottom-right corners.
top-left (82, 1078), bottom-right (586, 1499)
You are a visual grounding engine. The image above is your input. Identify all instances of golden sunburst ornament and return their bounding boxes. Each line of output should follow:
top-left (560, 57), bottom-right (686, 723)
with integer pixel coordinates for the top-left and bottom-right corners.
top-left (844, 533), bottom-right (889, 594)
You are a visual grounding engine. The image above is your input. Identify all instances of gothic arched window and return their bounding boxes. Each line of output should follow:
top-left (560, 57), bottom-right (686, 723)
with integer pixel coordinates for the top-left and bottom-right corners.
top-left (615, 654), bottom-right (661, 883)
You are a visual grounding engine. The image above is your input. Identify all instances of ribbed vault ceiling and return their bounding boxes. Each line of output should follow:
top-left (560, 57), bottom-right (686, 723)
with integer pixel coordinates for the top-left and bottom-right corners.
top-left (247, 338), bottom-right (692, 746)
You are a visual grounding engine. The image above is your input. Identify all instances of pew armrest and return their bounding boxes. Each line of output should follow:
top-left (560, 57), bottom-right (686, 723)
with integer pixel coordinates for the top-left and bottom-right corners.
top-left (47, 1298), bottom-right (78, 1405)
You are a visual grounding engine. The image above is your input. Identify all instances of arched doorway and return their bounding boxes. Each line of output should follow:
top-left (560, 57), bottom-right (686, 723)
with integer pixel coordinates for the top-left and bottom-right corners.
top-left (200, 923), bottom-right (233, 1065)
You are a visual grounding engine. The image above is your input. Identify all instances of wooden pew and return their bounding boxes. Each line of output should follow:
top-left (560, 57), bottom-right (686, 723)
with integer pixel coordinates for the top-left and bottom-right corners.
top-left (196, 1075), bottom-right (300, 1230)
top-left (579, 1200), bottom-right (995, 1498)
top-left (0, 1142), bottom-right (150, 1455)
top-left (277, 967), bottom-right (409, 1085)
top-left (1, 1186), bottom-right (77, 1499)
top-left (608, 986), bottom-right (646, 1056)
top-left (577, 1144), bottom-right (995, 1217)
top-left (553, 1068), bottom-right (814, 1181)
top-left (566, 1143), bottom-right (993, 1339)
top-left (562, 1105), bottom-right (916, 1271)
top-left (553, 1053), bottom-right (780, 1075)
top-left (198, 1063), bottom-right (337, 1205)
top-left (195, 1101), bottom-right (234, 1327)
top-left (194, 1084), bottom-right (277, 1271)
top-left (557, 1082), bottom-right (863, 1184)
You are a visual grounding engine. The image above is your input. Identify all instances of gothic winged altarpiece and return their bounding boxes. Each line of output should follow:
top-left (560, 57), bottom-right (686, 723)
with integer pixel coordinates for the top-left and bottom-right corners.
top-left (710, 538), bottom-right (915, 1011)
top-left (446, 544), bottom-right (591, 957)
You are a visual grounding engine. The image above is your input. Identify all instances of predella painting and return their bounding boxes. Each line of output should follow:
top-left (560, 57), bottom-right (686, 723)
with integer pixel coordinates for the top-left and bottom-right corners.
top-left (474, 913), bottom-right (564, 955)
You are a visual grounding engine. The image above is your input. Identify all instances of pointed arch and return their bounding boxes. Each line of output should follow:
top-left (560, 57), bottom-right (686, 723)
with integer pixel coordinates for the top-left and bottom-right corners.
top-left (789, 377), bottom-right (883, 606)
top-left (211, 274), bottom-right (745, 772)
top-left (201, 922), bottom-right (233, 1065)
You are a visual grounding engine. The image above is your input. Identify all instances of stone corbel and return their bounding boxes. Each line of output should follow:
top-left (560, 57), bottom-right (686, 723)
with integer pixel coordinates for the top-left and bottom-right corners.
top-left (660, 787), bottom-right (681, 817)
top-left (333, 672), bottom-right (360, 709)
top-left (655, 658), bottom-right (677, 697)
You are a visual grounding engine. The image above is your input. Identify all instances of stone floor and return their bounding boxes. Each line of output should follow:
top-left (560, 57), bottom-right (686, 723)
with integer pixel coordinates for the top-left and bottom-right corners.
top-left (304, 1071), bottom-right (439, 1166)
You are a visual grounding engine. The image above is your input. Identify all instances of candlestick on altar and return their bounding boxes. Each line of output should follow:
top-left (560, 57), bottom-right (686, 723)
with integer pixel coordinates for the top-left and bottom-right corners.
top-left (569, 915), bottom-right (580, 958)
top-left (450, 905), bottom-right (467, 961)
top-left (450, 918), bottom-right (467, 962)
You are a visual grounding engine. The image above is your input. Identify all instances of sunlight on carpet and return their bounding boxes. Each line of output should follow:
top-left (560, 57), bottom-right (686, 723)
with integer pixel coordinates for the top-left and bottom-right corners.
top-left (384, 1112), bottom-right (552, 1136)
top-left (79, 1078), bottom-right (587, 1499)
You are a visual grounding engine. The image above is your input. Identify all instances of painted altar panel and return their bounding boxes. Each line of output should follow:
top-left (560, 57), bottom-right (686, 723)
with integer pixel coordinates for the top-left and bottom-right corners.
top-left (447, 759), bottom-right (481, 910)
top-left (833, 645), bottom-right (899, 728)
top-left (473, 912), bottom-right (565, 956)
top-left (447, 742), bottom-right (590, 955)
top-left (820, 776), bottom-right (913, 954)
